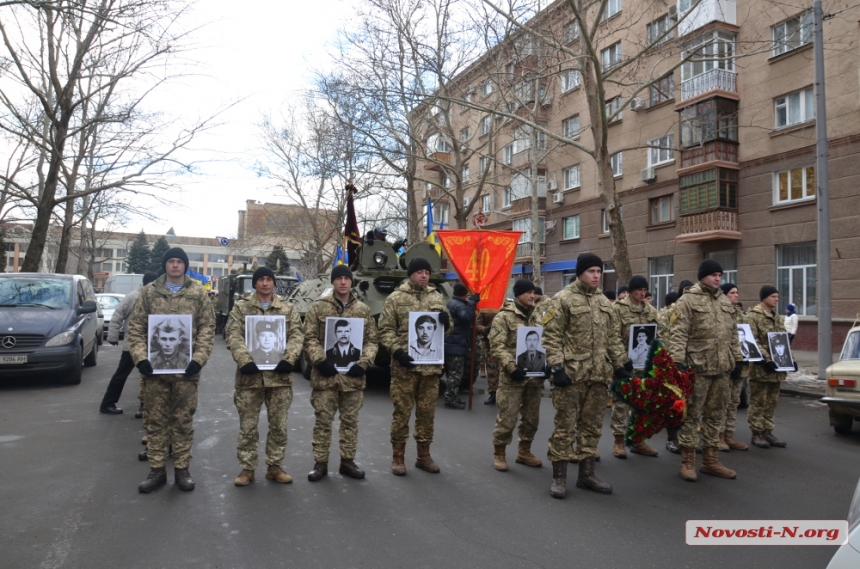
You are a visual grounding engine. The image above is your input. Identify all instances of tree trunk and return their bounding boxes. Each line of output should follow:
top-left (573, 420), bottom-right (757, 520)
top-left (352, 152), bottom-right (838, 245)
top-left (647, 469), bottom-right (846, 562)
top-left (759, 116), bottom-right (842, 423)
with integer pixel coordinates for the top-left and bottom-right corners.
top-left (54, 195), bottom-right (76, 273)
top-left (530, 120), bottom-right (542, 287)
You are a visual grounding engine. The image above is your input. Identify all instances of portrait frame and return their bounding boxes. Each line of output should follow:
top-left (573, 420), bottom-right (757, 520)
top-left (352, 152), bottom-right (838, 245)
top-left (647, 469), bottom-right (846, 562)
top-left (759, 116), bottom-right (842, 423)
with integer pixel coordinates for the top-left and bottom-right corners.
top-left (628, 324), bottom-right (657, 370)
top-left (245, 315), bottom-right (287, 370)
top-left (148, 314), bottom-right (193, 374)
top-left (737, 323), bottom-right (764, 362)
top-left (324, 317), bottom-right (365, 372)
top-left (407, 312), bottom-right (445, 365)
top-left (767, 331), bottom-right (795, 372)
top-left (515, 326), bottom-right (546, 377)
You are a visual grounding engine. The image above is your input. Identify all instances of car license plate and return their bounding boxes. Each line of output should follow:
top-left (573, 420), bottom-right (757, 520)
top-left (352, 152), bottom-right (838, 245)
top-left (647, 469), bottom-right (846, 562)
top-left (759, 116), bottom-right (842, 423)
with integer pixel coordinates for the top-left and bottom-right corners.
top-left (0, 355), bottom-right (27, 364)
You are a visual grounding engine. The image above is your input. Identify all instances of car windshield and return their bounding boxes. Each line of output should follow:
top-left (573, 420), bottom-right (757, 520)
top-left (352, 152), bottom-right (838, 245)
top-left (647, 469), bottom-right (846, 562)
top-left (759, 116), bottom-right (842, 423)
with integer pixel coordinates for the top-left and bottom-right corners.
top-left (0, 278), bottom-right (72, 308)
top-left (840, 331), bottom-right (860, 361)
top-left (97, 295), bottom-right (123, 310)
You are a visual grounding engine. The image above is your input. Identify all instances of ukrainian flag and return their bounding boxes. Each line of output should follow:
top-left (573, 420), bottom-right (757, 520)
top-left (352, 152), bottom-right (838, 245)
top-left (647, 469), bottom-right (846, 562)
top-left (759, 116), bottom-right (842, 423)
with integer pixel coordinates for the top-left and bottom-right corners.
top-left (186, 268), bottom-right (211, 291)
top-left (426, 198), bottom-right (441, 256)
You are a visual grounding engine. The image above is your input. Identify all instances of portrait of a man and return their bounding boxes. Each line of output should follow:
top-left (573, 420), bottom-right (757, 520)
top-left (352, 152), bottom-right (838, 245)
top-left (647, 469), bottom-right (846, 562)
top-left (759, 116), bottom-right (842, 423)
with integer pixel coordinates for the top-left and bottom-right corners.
top-left (148, 315), bottom-right (192, 373)
top-left (515, 327), bottom-right (546, 376)
top-left (628, 324), bottom-right (657, 370)
top-left (324, 317), bottom-right (364, 371)
top-left (738, 323), bottom-right (763, 362)
top-left (244, 316), bottom-right (287, 370)
top-left (768, 332), bottom-right (794, 371)
top-left (408, 312), bottom-right (444, 364)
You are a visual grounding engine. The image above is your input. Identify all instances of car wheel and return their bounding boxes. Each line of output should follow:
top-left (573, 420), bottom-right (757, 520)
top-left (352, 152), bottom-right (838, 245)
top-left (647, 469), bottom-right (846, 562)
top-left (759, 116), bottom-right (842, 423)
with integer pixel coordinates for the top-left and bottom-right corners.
top-left (738, 377), bottom-right (749, 409)
top-left (83, 339), bottom-right (98, 367)
top-left (63, 343), bottom-right (83, 385)
top-left (833, 414), bottom-right (854, 435)
top-left (300, 350), bottom-right (311, 380)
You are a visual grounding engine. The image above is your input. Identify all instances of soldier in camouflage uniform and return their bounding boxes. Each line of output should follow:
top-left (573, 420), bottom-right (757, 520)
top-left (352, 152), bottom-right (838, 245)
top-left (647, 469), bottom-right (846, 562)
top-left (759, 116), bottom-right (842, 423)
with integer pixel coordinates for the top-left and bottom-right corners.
top-left (668, 260), bottom-right (742, 482)
top-left (610, 275), bottom-right (659, 458)
top-left (378, 257), bottom-right (452, 476)
top-left (226, 267), bottom-right (303, 487)
top-left (718, 283), bottom-right (750, 451)
top-left (543, 253), bottom-right (629, 499)
top-left (478, 310), bottom-right (499, 404)
top-left (128, 248), bottom-right (215, 493)
top-left (662, 282), bottom-right (691, 454)
top-left (489, 280), bottom-right (547, 472)
top-left (303, 265), bottom-right (378, 481)
top-left (656, 292), bottom-right (679, 339)
top-left (747, 285), bottom-right (792, 449)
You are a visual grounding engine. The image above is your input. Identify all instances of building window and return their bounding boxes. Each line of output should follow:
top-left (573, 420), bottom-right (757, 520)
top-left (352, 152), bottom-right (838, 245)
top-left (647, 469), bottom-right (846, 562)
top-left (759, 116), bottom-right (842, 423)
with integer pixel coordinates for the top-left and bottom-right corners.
top-left (605, 97), bottom-right (622, 122)
top-left (602, 262), bottom-right (617, 292)
top-left (480, 115), bottom-right (491, 135)
top-left (563, 20), bottom-right (580, 43)
top-left (433, 202), bottom-right (449, 227)
top-left (562, 115), bottom-right (580, 139)
top-left (512, 128), bottom-right (531, 155)
top-left (679, 168), bottom-right (738, 213)
top-left (482, 194), bottom-right (491, 213)
top-left (503, 188), bottom-right (513, 207)
top-left (115, 249), bottom-right (127, 258)
top-left (775, 86), bottom-right (814, 129)
top-left (563, 215), bottom-right (581, 240)
top-left (427, 133), bottom-right (452, 153)
top-left (601, 206), bottom-right (623, 233)
top-left (187, 252), bottom-right (204, 262)
top-left (479, 156), bottom-right (489, 173)
top-left (601, 42), bottom-right (622, 70)
top-left (647, 14), bottom-right (674, 44)
top-left (650, 74), bottom-right (674, 106)
top-left (462, 164), bottom-right (470, 183)
top-left (648, 133), bottom-right (674, 166)
top-left (502, 144), bottom-right (513, 165)
top-left (680, 98), bottom-right (738, 147)
top-left (561, 69), bottom-right (580, 92)
top-left (649, 256), bottom-right (674, 309)
top-left (602, 0), bottom-right (621, 21)
top-left (482, 80), bottom-right (493, 96)
top-left (774, 165), bottom-right (815, 204)
top-left (425, 182), bottom-right (433, 196)
top-left (563, 165), bottom-right (581, 190)
top-left (773, 11), bottom-right (812, 56)
top-left (649, 195), bottom-right (674, 224)
top-left (777, 242), bottom-right (816, 315)
top-left (611, 152), bottom-right (623, 178)
top-left (460, 127), bottom-right (470, 143)
top-left (707, 250), bottom-right (737, 284)
top-left (681, 31), bottom-right (736, 82)
top-left (512, 216), bottom-right (546, 244)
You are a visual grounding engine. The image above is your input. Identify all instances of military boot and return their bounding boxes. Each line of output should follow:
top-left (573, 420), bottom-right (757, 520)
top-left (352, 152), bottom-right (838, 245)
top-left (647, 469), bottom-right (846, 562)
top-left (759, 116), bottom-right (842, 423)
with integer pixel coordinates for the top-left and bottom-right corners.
top-left (308, 462), bottom-right (328, 482)
top-left (339, 458), bottom-right (365, 479)
top-left (138, 467), bottom-right (167, 493)
top-left (550, 461), bottom-right (567, 499)
top-left (724, 431), bottom-right (748, 451)
top-left (575, 457), bottom-right (612, 494)
top-left (613, 435), bottom-right (627, 458)
top-left (415, 444), bottom-right (440, 473)
top-left (751, 431), bottom-right (771, 448)
top-left (515, 441), bottom-right (542, 467)
top-left (135, 402), bottom-right (144, 419)
top-left (763, 431), bottom-right (786, 448)
top-left (493, 445), bottom-right (508, 471)
top-left (630, 440), bottom-right (658, 457)
top-left (138, 449), bottom-right (148, 461)
top-left (175, 468), bottom-right (195, 491)
top-left (680, 447), bottom-right (697, 482)
top-left (234, 469), bottom-right (255, 486)
top-left (266, 465), bottom-right (293, 484)
top-left (666, 428), bottom-right (681, 454)
top-left (718, 433), bottom-right (730, 452)
top-left (699, 447), bottom-right (736, 479)
top-left (391, 443), bottom-right (407, 476)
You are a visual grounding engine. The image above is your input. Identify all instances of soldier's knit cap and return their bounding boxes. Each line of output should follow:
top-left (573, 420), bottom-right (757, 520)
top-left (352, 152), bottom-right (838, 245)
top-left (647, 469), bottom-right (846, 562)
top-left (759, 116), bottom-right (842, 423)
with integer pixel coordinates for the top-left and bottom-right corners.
top-left (534, 287), bottom-right (543, 296)
top-left (453, 283), bottom-right (468, 297)
top-left (760, 285), bottom-right (779, 301)
top-left (331, 264), bottom-right (353, 283)
top-left (604, 290), bottom-right (616, 300)
top-left (697, 259), bottom-right (723, 280)
top-left (720, 282), bottom-right (738, 296)
top-left (617, 285), bottom-right (629, 294)
top-left (255, 319), bottom-right (277, 335)
top-left (142, 272), bottom-right (158, 286)
top-left (407, 257), bottom-right (432, 277)
top-left (162, 247), bottom-right (189, 272)
top-left (575, 252), bottom-right (602, 277)
top-left (513, 279), bottom-right (536, 297)
top-left (252, 266), bottom-right (276, 288)
top-left (677, 280), bottom-right (693, 296)
top-left (628, 275), bottom-right (648, 291)
top-left (665, 291), bottom-right (679, 306)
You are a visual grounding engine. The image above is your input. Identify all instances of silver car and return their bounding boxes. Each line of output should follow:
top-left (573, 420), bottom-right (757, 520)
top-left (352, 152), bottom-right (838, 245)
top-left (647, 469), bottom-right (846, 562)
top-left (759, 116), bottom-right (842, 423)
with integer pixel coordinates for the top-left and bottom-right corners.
top-left (96, 293), bottom-right (125, 340)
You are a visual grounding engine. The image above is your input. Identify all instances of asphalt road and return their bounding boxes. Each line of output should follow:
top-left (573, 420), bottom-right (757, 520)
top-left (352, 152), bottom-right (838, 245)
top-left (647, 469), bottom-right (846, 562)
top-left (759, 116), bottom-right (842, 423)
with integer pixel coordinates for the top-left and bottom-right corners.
top-left (1, 337), bottom-right (858, 569)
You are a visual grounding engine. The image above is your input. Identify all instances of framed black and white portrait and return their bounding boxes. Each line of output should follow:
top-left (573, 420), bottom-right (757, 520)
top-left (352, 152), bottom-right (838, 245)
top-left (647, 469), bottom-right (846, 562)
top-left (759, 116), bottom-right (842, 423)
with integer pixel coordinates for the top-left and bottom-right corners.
top-left (737, 323), bottom-right (764, 362)
top-left (515, 326), bottom-right (546, 377)
top-left (767, 331), bottom-right (795, 372)
top-left (148, 314), bottom-right (193, 374)
top-left (245, 315), bottom-right (287, 370)
top-left (408, 312), bottom-right (444, 364)
top-left (324, 317), bottom-right (364, 372)
top-left (628, 324), bottom-right (657, 370)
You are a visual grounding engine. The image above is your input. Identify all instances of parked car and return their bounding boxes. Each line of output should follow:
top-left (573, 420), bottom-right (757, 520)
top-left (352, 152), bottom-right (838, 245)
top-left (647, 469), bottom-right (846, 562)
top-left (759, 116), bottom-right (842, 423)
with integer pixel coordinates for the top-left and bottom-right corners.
top-left (0, 273), bottom-right (100, 384)
top-left (822, 324), bottom-right (860, 434)
top-left (96, 293), bottom-right (125, 339)
top-left (826, 476), bottom-right (860, 568)
top-left (104, 273), bottom-right (144, 295)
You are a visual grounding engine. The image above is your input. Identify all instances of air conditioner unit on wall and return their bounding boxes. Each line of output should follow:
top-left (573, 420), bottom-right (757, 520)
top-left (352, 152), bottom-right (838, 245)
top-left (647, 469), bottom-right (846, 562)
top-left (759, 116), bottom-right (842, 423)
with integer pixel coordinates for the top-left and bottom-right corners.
top-left (641, 167), bottom-right (657, 183)
top-left (545, 220), bottom-right (556, 232)
top-left (464, 197), bottom-right (471, 207)
top-left (553, 191), bottom-right (565, 204)
top-left (548, 179), bottom-right (558, 191)
top-left (631, 97), bottom-right (646, 111)
top-left (467, 85), bottom-right (476, 94)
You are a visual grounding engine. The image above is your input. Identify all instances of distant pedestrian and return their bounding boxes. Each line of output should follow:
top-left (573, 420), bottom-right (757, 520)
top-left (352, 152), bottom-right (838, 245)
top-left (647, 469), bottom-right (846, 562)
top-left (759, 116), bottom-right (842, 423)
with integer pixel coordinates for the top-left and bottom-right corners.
top-left (784, 304), bottom-right (798, 344)
top-left (443, 283), bottom-right (479, 409)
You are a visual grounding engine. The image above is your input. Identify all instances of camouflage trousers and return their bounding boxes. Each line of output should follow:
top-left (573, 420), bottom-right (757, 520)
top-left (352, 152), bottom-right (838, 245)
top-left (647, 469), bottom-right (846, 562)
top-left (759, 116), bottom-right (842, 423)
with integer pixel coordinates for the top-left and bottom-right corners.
top-left (142, 377), bottom-right (197, 469)
top-left (480, 338), bottom-right (499, 393)
top-left (491, 379), bottom-right (542, 446)
top-left (234, 386), bottom-right (292, 471)
top-left (390, 367), bottom-right (439, 445)
top-left (444, 355), bottom-right (465, 403)
top-left (748, 380), bottom-right (781, 433)
top-left (610, 401), bottom-right (632, 437)
top-left (547, 381), bottom-right (608, 463)
top-left (678, 374), bottom-right (729, 449)
top-left (311, 389), bottom-right (364, 463)
top-left (721, 376), bottom-right (747, 433)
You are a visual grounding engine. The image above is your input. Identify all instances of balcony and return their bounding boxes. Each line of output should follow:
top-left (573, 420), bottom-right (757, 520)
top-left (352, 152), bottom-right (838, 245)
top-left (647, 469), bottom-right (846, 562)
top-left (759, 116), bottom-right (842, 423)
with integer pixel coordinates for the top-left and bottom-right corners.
top-left (515, 242), bottom-right (546, 260)
top-left (676, 209), bottom-right (741, 243)
top-left (677, 0), bottom-right (737, 38)
top-left (681, 68), bottom-right (736, 101)
top-left (680, 140), bottom-right (738, 169)
top-left (424, 151), bottom-right (451, 171)
top-left (510, 196), bottom-right (547, 218)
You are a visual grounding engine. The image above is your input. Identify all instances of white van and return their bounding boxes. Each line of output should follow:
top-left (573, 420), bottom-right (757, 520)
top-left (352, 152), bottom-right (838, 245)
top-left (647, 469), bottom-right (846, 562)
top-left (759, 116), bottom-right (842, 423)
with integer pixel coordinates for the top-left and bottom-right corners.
top-left (104, 273), bottom-right (144, 295)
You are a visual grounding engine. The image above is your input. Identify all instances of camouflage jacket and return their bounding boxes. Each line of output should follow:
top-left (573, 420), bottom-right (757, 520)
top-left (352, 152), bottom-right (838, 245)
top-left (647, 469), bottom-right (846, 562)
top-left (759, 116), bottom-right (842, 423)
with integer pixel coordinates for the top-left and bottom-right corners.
top-left (667, 282), bottom-right (741, 376)
top-left (303, 291), bottom-right (378, 391)
top-left (747, 304), bottom-right (787, 382)
top-left (613, 296), bottom-right (658, 348)
top-left (226, 293), bottom-right (303, 389)
top-left (657, 305), bottom-right (673, 339)
top-left (489, 301), bottom-right (545, 386)
top-left (127, 276), bottom-right (215, 382)
top-left (378, 281), bottom-right (451, 376)
top-left (542, 279), bottom-right (627, 384)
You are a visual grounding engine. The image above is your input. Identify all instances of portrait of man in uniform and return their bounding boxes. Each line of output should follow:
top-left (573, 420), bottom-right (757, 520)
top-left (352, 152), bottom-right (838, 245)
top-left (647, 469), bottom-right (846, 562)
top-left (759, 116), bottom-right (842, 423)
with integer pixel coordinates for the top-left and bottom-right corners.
top-left (148, 315), bottom-right (192, 373)
top-left (628, 324), bottom-right (657, 370)
top-left (767, 332), bottom-right (794, 371)
top-left (515, 327), bottom-right (547, 376)
top-left (408, 312), bottom-right (444, 364)
top-left (324, 317), bottom-right (364, 372)
top-left (245, 315), bottom-right (287, 370)
top-left (738, 323), bottom-right (763, 362)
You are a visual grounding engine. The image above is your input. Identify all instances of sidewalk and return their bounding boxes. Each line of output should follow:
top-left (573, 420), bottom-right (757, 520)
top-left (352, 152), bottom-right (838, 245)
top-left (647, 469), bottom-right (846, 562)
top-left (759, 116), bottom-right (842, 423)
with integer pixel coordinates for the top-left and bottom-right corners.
top-left (780, 350), bottom-right (838, 399)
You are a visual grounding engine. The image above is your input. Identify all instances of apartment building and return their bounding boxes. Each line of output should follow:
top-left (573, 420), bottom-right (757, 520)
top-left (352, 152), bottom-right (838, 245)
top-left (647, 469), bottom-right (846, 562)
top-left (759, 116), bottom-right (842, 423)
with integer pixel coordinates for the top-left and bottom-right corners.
top-left (412, 0), bottom-right (859, 350)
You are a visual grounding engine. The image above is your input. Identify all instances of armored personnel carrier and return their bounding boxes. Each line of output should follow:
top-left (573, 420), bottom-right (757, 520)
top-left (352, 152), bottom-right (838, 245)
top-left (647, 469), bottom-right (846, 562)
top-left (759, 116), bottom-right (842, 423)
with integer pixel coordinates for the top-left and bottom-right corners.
top-left (216, 269), bottom-right (297, 337)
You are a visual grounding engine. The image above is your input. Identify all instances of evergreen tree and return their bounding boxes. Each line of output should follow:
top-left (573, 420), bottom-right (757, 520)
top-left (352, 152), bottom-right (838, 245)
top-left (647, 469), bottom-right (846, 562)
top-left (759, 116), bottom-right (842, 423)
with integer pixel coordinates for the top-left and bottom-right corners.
top-left (127, 231), bottom-right (151, 273)
top-left (266, 245), bottom-right (291, 275)
top-left (149, 236), bottom-right (171, 272)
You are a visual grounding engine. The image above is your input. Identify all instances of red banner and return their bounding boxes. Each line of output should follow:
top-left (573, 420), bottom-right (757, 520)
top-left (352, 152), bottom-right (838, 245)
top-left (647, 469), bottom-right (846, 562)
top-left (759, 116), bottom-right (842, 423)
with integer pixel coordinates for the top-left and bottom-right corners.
top-left (436, 230), bottom-right (522, 310)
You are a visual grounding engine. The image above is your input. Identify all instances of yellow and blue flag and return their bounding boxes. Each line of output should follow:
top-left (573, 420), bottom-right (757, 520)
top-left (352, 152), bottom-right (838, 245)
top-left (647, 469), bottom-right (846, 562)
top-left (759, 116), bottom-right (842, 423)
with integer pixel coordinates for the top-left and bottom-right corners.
top-left (186, 268), bottom-right (211, 291)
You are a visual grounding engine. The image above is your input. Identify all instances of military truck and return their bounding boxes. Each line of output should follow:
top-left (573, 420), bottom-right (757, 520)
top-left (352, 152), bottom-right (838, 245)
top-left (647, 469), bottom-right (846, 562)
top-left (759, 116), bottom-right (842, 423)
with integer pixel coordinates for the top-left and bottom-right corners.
top-left (216, 270), bottom-right (297, 337)
top-left (288, 238), bottom-right (453, 381)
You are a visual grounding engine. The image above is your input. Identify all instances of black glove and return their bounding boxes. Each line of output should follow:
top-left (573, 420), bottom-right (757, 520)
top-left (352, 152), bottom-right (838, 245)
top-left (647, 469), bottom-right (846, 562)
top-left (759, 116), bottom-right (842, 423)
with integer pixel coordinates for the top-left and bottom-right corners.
top-left (185, 360), bottom-right (202, 377)
top-left (316, 360), bottom-right (339, 377)
top-left (274, 360), bottom-right (294, 374)
top-left (765, 361), bottom-right (778, 373)
top-left (109, 341), bottom-right (118, 346)
top-left (624, 360), bottom-right (634, 373)
top-left (347, 364), bottom-right (366, 377)
top-left (438, 311), bottom-right (450, 329)
top-left (676, 362), bottom-right (688, 372)
top-left (614, 367), bottom-right (631, 380)
top-left (136, 359), bottom-right (154, 376)
top-left (793, 361), bottom-right (798, 372)
top-left (730, 361), bottom-right (743, 379)
top-left (393, 348), bottom-right (416, 368)
top-left (509, 367), bottom-right (527, 382)
top-left (240, 361), bottom-right (260, 375)
top-left (543, 365), bottom-right (552, 379)
top-left (467, 294), bottom-right (481, 306)
top-left (552, 368), bottom-right (572, 388)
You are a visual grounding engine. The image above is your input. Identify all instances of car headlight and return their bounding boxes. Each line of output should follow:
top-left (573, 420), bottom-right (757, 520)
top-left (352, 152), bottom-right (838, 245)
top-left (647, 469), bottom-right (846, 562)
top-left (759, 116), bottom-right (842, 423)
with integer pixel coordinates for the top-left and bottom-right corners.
top-left (373, 251), bottom-right (388, 267)
top-left (45, 331), bottom-right (75, 347)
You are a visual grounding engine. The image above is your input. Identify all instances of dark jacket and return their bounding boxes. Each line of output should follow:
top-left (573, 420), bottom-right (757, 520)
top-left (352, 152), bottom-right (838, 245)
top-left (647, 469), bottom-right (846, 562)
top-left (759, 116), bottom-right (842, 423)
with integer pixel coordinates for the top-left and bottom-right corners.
top-left (444, 296), bottom-right (478, 357)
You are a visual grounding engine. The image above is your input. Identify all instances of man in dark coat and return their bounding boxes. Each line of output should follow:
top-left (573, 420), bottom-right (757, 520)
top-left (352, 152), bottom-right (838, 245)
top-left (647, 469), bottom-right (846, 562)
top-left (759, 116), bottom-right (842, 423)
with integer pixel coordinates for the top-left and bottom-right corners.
top-left (443, 283), bottom-right (480, 409)
top-left (325, 319), bottom-right (362, 369)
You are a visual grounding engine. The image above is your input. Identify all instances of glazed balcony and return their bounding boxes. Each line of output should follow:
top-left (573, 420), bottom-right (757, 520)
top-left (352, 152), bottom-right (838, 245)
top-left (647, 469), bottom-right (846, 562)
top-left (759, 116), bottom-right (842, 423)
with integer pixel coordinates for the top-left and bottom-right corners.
top-left (680, 140), bottom-right (738, 169)
top-left (676, 209), bottom-right (741, 243)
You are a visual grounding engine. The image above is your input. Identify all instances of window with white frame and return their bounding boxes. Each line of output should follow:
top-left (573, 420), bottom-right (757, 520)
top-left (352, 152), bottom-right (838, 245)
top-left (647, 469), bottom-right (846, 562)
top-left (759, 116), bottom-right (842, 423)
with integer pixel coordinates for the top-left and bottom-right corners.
top-left (482, 80), bottom-right (493, 96)
top-left (777, 242), bottom-right (816, 315)
top-left (601, 206), bottom-right (623, 233)
top-left (602, 262), bottom-right (617, 292)
top-left (773, 11), bottom-right (812, 56)
top-left (605, 97), bottom-right (622, 122)
top-left (561, 69), bottom-right (581, 92)
top-left (774, 165), bottom-right (815, 204)
top-left (479, 156), bottom-right (489, 173)
top-left (427, 133), bottom-right (452, 153)
top-left (706, 250), bottom-right (738, 285)
top-left (512, 127), bottom-right (531, 155)
top-left (775, 87), bottom-right (814, 129)
top-left (503, 187), bottom-right (513, 207)
top-left (563, 21), bottom-right (580, 43)
top-left (460, 127), bottom-right (470, 142)
top-left (602, 0), bottom-right (621, 21)
top-left (611, 152), bottom-right (623, 177)
top-left (562, 115), bottom-right (580, 138)
top-left (502, 144), bottom-right (513, 165)
top-left (649, 256), bottom-right (674, 309)
top-left (650, 74), bottom-right (674, 106)
top-left (482, 194), bottom-right (491, 213)
top-left (480, 115), bottom-right (491, 135)
top-left (601, 42), bottom-right (622, 70)
top-left (425, 182), bottom-right (433, 196)
top-left (432, 202), bottom-right (449, 228)
top-left (563, 165), bottom-right (581, 190)
top-left (512, 216), bottom-right (546, 244)
top-left (563, 215), bottom-right (581, 240)
top-left (648, 133), bottom-right (674, 166)
top-left (647, 14), bottom-right (674, 44)
top-left (442, 175), bottom-right (451, 189)
top-left (462, 164), bottom-right (470, 183)
top-left (681, 31), bottom-right (735, 81)
top-left (649, 195), bottom-right (674, 224)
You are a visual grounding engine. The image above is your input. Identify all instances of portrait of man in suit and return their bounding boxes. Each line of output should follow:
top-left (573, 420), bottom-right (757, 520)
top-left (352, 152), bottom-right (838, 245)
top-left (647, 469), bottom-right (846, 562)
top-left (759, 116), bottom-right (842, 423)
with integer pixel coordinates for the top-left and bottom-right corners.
top-left (768, 332), bottom-right (794, 370)
top-left (738, 324), bottom-right (763, 362)
top-left (515, 327), bottom-right (546, 376)
top-left (325, 318), bottom-right (363, 371)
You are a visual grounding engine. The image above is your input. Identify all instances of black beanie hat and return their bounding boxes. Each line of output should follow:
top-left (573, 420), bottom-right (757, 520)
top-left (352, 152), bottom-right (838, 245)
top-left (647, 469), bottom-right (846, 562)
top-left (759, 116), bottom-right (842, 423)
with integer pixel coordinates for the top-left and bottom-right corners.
top-left (759, 285), bottom-right (779, 301)
top-left (697, 259), bottom-right (723, 280)
top-left (677, 280), bottom-right (693, 296)
top-left (407, 257), bottom-right (432, 277)
top-left (628, 275), bottom-right (648, 291)
top-left (162, 247), bottom-right (189, 272)
top-left (575, 252), bottom-right (602, 277)
top-left (720, 282), bottom-right (738, 296)
top-left (252, 266), bottom-right (276, 288)
top-left (331, 264), bottom-right (353, 283)
top-left (604, 290), bottom-right (616, 300)
top-left (512, 279), bottom-right (537, 297)
top-left (534, 287), bottom-right (543, 296)
top-left (453, 283), bottom-right (468, 297)
top-left (142, 271), bottom-right (158, 286)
